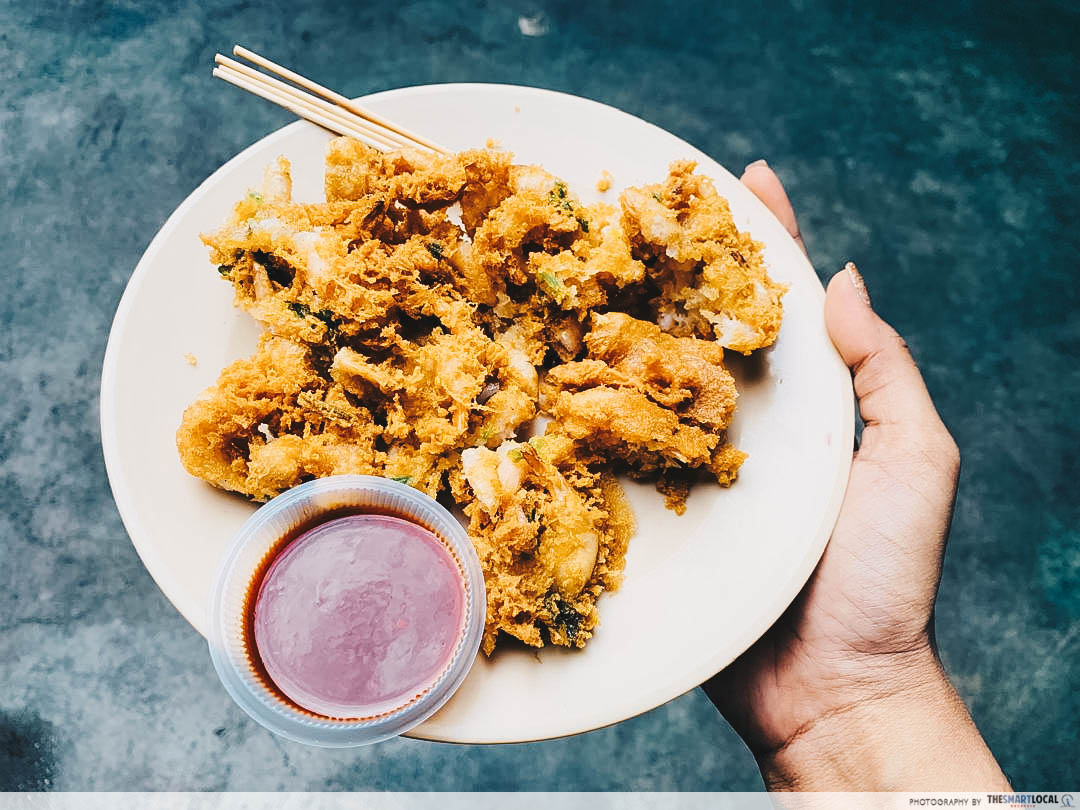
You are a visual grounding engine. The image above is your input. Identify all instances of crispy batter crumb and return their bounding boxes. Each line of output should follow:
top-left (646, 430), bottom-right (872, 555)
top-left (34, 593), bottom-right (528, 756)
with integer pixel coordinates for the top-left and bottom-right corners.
top-left (178, 138), bottom-right (783, 653)
top-left (184, 353), bottom-right (198, 366)
top-left (596, 169), bottom-right (613, 192)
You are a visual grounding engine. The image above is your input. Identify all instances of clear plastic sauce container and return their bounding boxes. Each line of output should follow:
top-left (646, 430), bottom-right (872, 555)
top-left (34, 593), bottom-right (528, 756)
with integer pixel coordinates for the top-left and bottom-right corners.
top-left (207, 476), bottom-right (485, 746)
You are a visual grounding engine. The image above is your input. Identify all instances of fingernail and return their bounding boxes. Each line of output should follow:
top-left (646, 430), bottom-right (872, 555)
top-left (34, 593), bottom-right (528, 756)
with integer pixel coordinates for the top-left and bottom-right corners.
top-left (846, 261), bottom-right (871, 306)
top-left (744, 159), bottom-right (768, 172)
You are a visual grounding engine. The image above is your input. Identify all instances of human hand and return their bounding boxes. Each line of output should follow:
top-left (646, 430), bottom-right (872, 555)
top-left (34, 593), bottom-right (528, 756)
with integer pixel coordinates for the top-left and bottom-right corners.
top-left (703, 161), bottom-right (1010, 791)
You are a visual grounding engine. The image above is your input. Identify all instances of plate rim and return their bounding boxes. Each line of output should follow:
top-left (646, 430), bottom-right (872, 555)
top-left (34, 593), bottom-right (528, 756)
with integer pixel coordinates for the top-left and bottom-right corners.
top-left (100, 82), bottom-right (854, 744)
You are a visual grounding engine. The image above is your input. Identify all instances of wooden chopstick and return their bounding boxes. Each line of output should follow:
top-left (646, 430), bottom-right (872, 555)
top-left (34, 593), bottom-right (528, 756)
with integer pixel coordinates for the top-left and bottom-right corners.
top-left (232, 45), bottom-right (448, 154)
top-left (213, 66), bottom-right (401, 152)
top-left (213, 55), bottom-right (404, 152)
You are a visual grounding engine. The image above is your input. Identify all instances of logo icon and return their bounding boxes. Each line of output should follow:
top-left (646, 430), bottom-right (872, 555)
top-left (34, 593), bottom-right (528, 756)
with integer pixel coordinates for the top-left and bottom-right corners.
top-left (1062, 795), bottom-right (1074, 808)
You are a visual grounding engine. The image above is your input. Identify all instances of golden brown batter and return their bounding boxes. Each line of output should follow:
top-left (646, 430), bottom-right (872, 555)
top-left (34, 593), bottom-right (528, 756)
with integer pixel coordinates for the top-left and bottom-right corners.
top-left (177, 138), bottom-right (783, 653)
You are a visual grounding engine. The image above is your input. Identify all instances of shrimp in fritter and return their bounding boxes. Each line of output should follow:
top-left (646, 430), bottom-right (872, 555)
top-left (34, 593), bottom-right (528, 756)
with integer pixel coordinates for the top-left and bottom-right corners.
top-left (544, 312), bottom-right (746, 512)
top-left (457, 436), bottom-right (634, 654)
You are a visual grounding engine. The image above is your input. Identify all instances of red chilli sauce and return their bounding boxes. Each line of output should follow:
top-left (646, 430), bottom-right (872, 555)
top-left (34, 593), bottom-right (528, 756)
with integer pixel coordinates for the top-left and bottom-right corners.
top-left (242, 509), bottom-right (466, 719)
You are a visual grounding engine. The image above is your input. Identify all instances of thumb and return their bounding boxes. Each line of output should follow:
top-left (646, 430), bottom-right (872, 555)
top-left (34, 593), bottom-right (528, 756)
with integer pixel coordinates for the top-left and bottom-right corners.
top-left (825, 263), bottom-right (954, 452)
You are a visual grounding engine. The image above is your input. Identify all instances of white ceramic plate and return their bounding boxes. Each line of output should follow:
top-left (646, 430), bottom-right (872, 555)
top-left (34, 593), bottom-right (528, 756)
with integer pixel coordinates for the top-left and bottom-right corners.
top-left (101, 84), bottom-right (853, 744)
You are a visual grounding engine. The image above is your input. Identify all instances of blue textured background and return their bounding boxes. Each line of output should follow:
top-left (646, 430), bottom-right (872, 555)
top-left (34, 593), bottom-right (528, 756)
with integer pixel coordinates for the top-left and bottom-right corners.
top-left (2, 0), bottom-right (1077, 791)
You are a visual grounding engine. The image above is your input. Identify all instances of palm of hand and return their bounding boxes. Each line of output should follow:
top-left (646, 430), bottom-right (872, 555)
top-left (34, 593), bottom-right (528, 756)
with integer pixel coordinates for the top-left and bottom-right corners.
top-left (707, 420), bottom-right (959, 754)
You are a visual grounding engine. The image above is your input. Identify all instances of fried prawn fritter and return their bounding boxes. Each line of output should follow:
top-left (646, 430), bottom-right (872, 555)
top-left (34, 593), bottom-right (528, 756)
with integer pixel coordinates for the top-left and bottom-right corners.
top-left (620, 160), bottom-right (787, 354)
top-left (330, 320), bottom-right (538, 492)
top-left (179, 137), bottom-right (782, 653)
top-left (469, 167), bottom-right (584, 291)
top-left (543, 312), bottom-right (746, 512)
top-left (455, 436), bottom-right (634, 654)
top-left (205, 147), bottom-right (524, 350)
top-left (176, 335), bottom-right (380, 501)
top-left (324, 138), bottom-right (514, 235)
top-left (527, 202), bottom-right (646, 316)
top-left (177, 328), bottom-right (539, 501)
top-left (464, 166), bottom-right (649, 362)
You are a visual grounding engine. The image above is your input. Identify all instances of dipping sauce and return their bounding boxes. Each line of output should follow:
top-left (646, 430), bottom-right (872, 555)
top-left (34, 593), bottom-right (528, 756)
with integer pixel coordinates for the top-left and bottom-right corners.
top-left (250, 514), bottom-right (466, 718)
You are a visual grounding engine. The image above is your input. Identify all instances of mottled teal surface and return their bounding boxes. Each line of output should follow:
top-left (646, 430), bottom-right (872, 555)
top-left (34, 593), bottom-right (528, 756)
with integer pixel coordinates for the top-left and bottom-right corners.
top-left (2, 0), bottom-right (1077, 791)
